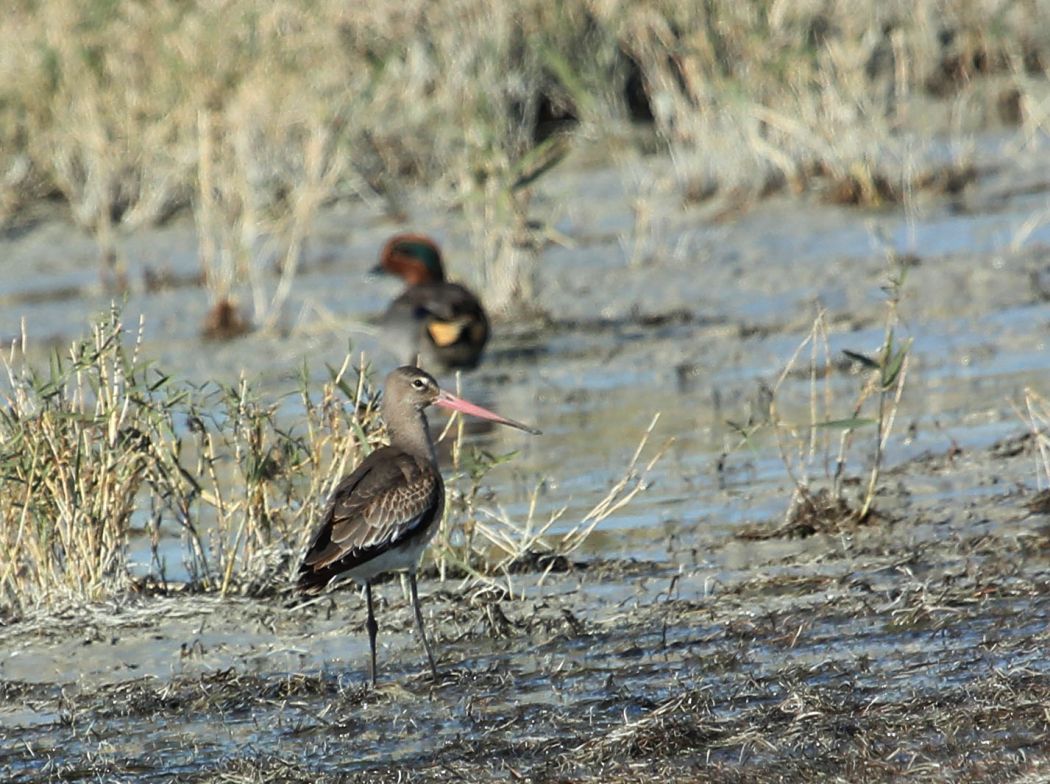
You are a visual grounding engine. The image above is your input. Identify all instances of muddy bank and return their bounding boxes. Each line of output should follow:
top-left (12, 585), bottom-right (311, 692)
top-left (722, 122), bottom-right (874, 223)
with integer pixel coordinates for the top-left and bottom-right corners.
top-left (2, 432), bottom-right (1048, 782)
top-left (4, 134), bottom-right (1050, 781)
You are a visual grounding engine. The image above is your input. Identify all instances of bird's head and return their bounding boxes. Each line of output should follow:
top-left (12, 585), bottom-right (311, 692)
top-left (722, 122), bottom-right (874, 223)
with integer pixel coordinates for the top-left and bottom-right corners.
top-left (374, 234), bottom-right (445, 285)
top-left (383, 366), bottom-right (540, 435)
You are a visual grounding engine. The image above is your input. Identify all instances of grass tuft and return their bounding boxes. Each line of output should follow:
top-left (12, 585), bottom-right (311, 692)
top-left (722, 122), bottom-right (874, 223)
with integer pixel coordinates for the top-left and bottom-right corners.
top-left (1, 308), bottom-right (650, 617)
top-left (0, 311), bottom-right (378, 614)
top-left (728, 247), bottom-right (913, 536)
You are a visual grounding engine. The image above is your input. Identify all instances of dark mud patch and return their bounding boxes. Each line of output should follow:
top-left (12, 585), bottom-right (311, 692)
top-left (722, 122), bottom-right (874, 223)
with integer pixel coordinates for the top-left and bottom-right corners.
top-left (4, 505), bottom-right (1048, 783)
top-left (736, 488), bottom-right (875, 540)
top-left (65, 670), bottom-right (360, 723)
top-left (572, 671), bottom-right (1048, 783)
top-left (7, 427), bottom-right (1050, 781)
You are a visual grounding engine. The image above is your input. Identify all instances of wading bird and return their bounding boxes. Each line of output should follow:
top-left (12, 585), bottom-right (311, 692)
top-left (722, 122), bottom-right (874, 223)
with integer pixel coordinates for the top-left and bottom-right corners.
top-left (297, 366), bottom-right (539, 685)
top-left (373, 233), bottom-right (490, 370)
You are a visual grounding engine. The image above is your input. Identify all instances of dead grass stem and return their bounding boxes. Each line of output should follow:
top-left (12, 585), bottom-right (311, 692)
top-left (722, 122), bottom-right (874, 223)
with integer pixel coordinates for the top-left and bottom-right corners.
top-left (1021, 387), bottom-right (1050, 489)
top-left (1, 1), bottom-right (1046, 311)
top-left (729, 248), bottom-right (912, 536)
top-left (0, 308), bottom-right (654, 616)
top-left (432, 413), bottom-right (669, 596)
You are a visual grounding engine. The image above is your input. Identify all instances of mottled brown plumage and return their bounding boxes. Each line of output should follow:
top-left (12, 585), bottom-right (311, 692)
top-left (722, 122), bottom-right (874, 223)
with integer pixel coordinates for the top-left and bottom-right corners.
top-left (296, 366), bottom-right (538, 685)
top-left (297, 450), bottom-right (443, 591)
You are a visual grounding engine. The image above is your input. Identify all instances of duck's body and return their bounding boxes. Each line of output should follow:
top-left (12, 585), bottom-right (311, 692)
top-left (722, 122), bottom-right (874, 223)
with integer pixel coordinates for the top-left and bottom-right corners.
top-left (374, 234), bottom-right (490, 370)
top-left (297, 366), bottom-right (538, 685)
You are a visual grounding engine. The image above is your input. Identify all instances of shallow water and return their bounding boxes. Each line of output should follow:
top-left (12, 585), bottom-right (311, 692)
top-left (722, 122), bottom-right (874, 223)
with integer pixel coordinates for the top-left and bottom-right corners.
top-left (2, 142), bottom-right (1050, 781)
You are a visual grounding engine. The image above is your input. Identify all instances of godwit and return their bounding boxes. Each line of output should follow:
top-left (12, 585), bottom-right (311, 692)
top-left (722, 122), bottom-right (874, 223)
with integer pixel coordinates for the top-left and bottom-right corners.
top-left (297, 366), bottom-right (538, 684)
top-left (373, 233), bottom-right (490, 370)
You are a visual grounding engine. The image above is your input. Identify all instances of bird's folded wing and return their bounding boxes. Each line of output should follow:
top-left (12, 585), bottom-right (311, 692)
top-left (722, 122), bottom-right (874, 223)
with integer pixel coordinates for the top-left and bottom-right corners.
top-left (301, 449), bottom-right (439, 571)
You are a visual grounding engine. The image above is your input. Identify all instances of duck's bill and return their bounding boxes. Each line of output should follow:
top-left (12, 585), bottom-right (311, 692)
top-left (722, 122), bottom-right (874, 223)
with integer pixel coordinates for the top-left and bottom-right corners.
top-left (435, 390), bottom-right (541, 435)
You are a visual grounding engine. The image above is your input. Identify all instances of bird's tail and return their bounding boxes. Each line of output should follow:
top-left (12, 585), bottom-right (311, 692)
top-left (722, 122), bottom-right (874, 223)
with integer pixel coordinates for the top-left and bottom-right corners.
top-left (295, 566), bottom-right (331, 595)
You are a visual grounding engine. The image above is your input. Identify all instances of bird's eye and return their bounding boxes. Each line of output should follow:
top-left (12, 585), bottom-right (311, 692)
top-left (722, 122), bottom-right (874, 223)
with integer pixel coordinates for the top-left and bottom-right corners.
top-left (412, 378), bottom-right (427, 390)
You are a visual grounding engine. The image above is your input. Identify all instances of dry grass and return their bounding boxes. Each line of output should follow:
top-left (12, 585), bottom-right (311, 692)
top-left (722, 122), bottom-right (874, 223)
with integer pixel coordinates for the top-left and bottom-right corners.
top-left (0, 309), bottom-right (161, 606)
top-left (729, 248), bottom-right (913, 536)
top-left (0, 309), bottom-right (650, 618)
top-left (432, 412), bottom-right (670, 594)
top-left (0, 311), bottom-right (378, 614)
top-left (620, 1), bottom-right (1044, 205)
top-left (1021, 387), bottom-right (1050, 489)
top-left (1, 1), bottom-right (1048, 313)
top-left (0, 0), bottom-right (610, 315)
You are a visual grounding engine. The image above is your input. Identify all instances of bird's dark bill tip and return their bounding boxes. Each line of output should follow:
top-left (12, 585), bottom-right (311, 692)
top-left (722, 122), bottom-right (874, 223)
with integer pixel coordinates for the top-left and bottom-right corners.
top-left (434, 390), bottom-right (540, 435)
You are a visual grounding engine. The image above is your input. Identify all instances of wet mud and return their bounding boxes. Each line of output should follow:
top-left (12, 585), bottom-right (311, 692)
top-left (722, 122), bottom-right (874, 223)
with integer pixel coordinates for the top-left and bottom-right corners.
top-left (3, 438), bottom-right (1048, 783)
top-left (3, 142), bottom-right (1050, 781)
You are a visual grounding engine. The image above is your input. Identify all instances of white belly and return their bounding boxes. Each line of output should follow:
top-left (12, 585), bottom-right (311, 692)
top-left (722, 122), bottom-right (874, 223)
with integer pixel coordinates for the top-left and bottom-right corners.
top-left (342, 526), bottom-right (436, 584)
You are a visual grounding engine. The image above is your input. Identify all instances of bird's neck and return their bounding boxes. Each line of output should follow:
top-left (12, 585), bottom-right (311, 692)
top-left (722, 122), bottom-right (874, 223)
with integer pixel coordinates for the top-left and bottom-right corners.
top-left (386, 408), bottom-right (437, 464)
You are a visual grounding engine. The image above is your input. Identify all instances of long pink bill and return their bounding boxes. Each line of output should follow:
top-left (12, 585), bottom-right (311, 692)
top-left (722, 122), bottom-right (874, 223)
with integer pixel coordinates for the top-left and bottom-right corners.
top-left (434, 390), bottom-right (541, 435)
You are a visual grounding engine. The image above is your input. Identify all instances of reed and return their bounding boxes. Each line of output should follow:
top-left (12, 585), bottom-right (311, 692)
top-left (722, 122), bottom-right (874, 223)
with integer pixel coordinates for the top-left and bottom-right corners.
top-left (1, 0), bottom-right (1044, 310)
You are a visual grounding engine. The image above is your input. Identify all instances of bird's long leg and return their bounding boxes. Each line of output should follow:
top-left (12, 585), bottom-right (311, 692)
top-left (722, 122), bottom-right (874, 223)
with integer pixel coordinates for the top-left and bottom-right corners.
top-left (409, 571), bottom-right (438, 680)
top-left (365, 581), bottom-right (378, 687)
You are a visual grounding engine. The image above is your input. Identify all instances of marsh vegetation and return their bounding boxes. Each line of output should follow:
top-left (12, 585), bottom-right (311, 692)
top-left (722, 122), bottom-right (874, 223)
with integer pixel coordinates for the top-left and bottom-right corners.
top-left (2, 1), bottom-right (1050, 781)
top-left (2, 0), bottom-right (1047, 315)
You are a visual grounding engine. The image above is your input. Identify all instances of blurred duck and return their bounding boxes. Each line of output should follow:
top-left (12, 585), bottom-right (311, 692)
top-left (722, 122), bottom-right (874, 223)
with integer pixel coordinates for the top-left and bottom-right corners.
top-left (373, 233), bottom-right (489, 370)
